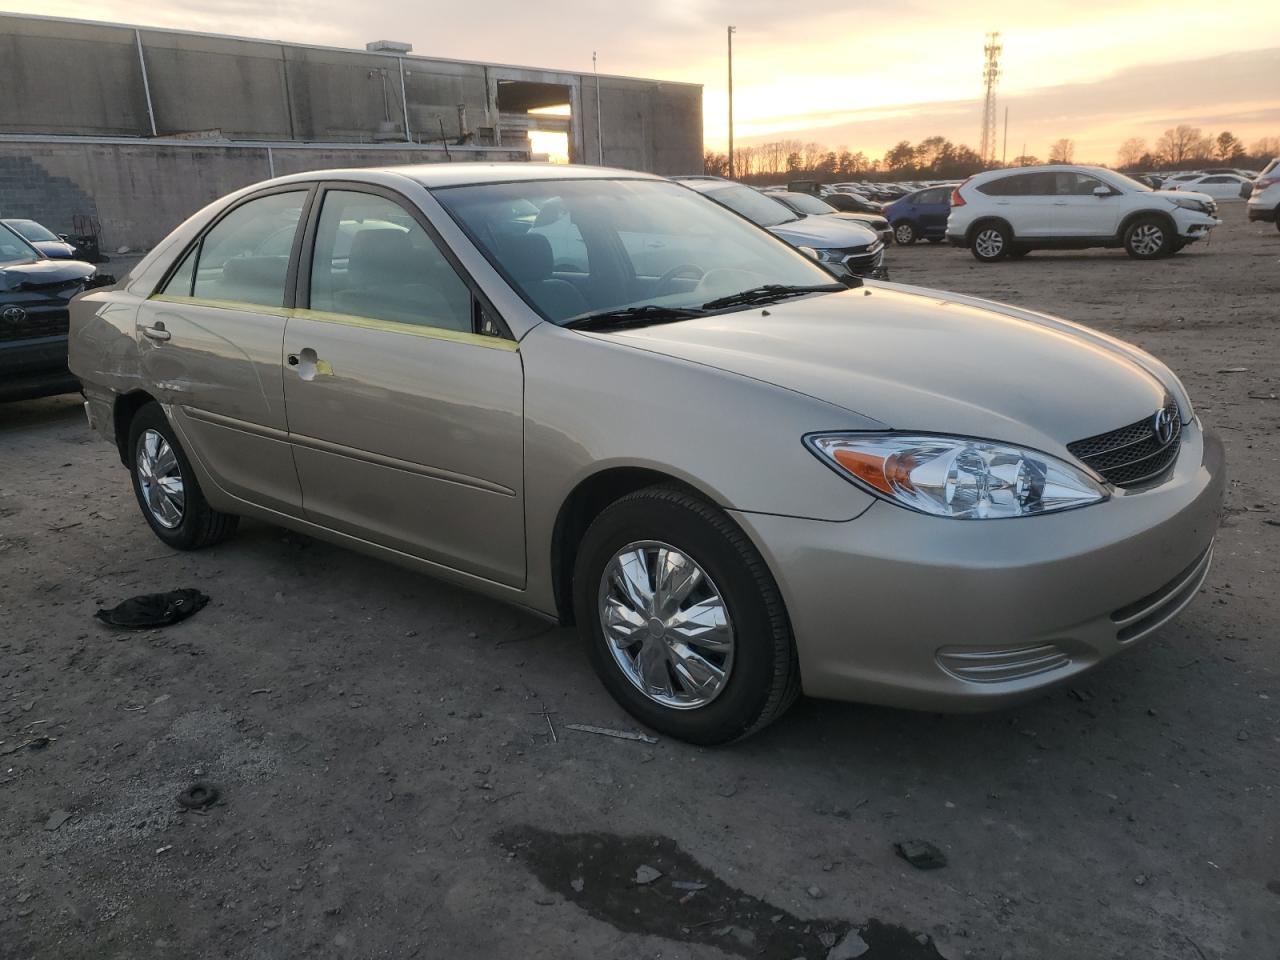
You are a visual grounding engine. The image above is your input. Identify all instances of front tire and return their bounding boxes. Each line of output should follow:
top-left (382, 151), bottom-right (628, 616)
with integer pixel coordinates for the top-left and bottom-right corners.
top-left (893, 222), bottom-right (916, 245)
top-left (1123, 216), bottom-right (1173, 259)
top-left (970, 223), bottom-right (1011, 262)
top-left (573, 486), bottom-right (799, 745)
top-left (128, 403), bottom-right (238, 550)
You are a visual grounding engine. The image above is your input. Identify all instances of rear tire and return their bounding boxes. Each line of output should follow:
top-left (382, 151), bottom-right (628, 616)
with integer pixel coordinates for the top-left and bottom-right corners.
top-left (573, 486), bottom-right (799, 745)
top-left (893, 222), bottom-right (916, 245)
top-left (1123, 216), bottom-right (1173, 259)
top-left (128, 403), bottom-right (238, 550)
top-left (970, 222), bottom-right (1011, 262)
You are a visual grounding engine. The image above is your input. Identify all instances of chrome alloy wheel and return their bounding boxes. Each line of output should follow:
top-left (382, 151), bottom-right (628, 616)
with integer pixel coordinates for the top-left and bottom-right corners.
top-left (597, 541), bottom-right (735, 710)
top-left (974, 228), bottom-right (1005, 259)
top-left (894, 223), bottom-right (914, 244)
top-left (136, 428), bottom-right (185, 529)
top-left (1130, 223), bottom-right (1164, 256)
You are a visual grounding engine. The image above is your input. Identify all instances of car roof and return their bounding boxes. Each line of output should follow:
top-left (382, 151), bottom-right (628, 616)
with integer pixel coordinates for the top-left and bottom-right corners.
top-left (271, 162), bottom-right (668, 191)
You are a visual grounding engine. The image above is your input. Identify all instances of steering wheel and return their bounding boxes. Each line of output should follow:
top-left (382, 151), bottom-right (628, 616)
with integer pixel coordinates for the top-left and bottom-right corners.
top-left (655, 263), bottom-right (705, 296)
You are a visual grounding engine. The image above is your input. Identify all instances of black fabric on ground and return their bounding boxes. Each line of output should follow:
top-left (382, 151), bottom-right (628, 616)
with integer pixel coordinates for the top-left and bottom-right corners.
top-left (94, 589), bottom-right (210, 629)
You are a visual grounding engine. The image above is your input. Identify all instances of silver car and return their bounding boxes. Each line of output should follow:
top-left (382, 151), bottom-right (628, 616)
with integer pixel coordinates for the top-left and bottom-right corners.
top-left (68, 164), bottom-right (1224, 745)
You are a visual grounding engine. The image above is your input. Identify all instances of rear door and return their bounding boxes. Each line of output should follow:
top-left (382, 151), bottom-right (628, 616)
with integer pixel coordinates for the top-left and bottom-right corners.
top-left (281, 185), bottom-right (526, 587)
top-left (140, 187), bottom-right (309, 515)
top-left (991, 173), bottom-right (1058, 237)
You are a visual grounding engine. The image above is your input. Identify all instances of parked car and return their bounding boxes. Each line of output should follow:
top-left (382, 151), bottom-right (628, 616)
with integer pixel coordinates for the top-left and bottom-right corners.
top-left (1162, 173), bottom-right (1252, 200)
top-left (819, 191), bottom-right (884, 215)
top-left (883, 186), bottom-right (952, 244)
top-left (1246, 158), bottom-right (1280, 231)
top-left (68, 164), bottom-right (1223, 744)
top-left (2, 218), bottom-right (78, 259)
top-left (1, 223), bottom-right (107, 401)
top-left (1158, 171), bottom-right (1206, 190)
top-left (947, 165), bottom-right (1221, 262)
top-left (675, 176), bottom-right (887, 278)
top-left (771, 190), bottom-right (893, 245)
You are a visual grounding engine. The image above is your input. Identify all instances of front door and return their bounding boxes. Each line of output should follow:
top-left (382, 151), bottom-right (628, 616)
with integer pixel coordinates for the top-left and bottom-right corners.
top-left (1050, 171), bottom-right (1122, 238)
top-left (140, 188), bottom-right (309, 515)
top-left (281, 187), bottom-right (526, 587)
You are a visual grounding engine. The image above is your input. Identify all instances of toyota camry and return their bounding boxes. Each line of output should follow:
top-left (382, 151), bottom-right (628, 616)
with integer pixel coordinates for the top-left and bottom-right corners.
top-left (67, 164), bottom-right (1224, 744)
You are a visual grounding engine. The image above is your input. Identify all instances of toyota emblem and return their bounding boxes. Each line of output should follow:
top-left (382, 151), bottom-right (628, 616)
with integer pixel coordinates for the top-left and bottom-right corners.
top-left (1, 305), bottom-right (26, 323)
top-left (1153, 407), bottom-right (1176, 445)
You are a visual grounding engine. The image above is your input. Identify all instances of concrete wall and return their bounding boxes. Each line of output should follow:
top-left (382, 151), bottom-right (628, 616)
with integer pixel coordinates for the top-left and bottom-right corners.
top-left (0, 140), bottom-right (526, 251)
top-left (0, 14), bottom-right (704, 174)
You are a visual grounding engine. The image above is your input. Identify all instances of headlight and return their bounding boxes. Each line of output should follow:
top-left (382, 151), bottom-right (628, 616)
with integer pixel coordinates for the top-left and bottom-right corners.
top-left (806, 433), bottom-right (1108, 519)
top-left (1170, 197), bottom-right (1211, 215)
top-left (815, 248), bottom-right (846, 264)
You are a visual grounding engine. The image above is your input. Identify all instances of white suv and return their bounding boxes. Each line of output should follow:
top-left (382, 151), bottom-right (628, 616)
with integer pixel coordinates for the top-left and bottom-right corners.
top-left (1246, 158), bottom-right (1280, 232)
top-left (947, 164), bottom-right (1222, 262)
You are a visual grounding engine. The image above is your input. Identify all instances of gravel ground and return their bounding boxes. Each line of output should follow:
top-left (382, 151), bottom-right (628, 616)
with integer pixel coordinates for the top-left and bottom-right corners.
top-left (1, 213), bottom-right (1277, 960)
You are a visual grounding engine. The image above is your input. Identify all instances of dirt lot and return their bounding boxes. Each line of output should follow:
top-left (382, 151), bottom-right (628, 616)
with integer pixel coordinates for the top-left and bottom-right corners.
top-left (1, 213), bottom-right (1277, 960)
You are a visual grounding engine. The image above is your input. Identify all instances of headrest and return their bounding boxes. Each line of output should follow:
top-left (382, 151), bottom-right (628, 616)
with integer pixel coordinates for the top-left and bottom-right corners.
top-left (498, 233), bottom-right (553, 282)
top-left (347, 228), bottom-right (421, 288)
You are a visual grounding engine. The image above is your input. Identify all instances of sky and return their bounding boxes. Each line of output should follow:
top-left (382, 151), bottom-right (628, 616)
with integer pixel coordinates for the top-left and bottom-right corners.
top-left (7, 0), bottom-right (1279, 165)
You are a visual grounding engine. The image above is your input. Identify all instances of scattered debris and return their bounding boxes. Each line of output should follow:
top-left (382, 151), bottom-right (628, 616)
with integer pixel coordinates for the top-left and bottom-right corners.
top-left (565, 723), bottom-right (658, 744)
top-left (807, 884), bottom-right (825, 899)
top-left (670, 880), bottom-right (707, 892)
top-left (1216, 367), bottom-right (1248, 373)
top-left (155, 845), bottom-right (173, 854)
top-left (895, 840), bottom-right (947, 870)
top-left (828, 929), bottom-right (871, 959)
top-left (44, 810), bottom-right (73, 831)
top-left (1068, 687), bottom-right (1093, 702)
top-left (94, 589), bottom-right (209, 629)
top-left (176, 782), bottom-right (220, 810)
top-left (570, 877), bottom-right (585, 893)
top-left (543, 706), bottom-right (558, 743)
top-left (250, 688), bottom-right (273, 695)
top-left (0, 736), bottom-right (52, 756)
top-left (634, 864), bottom-right (663, 885)
top-left (1134, 874), bottom-right (1149, 886)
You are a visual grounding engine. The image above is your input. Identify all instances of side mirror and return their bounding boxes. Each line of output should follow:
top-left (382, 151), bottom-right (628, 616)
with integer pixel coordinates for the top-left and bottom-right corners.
top-left (1093, 186), bottom-right (1113, 198)
top-left (58, 233), bottom-right (70, 240)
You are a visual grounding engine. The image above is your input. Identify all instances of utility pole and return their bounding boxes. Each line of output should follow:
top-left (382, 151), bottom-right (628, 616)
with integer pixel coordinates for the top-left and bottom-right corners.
top-left (979, 31), bottom-right (1001, 166)
top-left (1002, 106), bottom-right (1008, 167)
top-left (727, 25), bottom-right (736, 179)
top-left (593, 51), bottom-right (603, 165)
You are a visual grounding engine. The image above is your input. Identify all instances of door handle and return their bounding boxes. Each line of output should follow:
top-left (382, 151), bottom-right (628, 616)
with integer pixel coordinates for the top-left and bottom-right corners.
top-left (141, 322), bottom-right (170, 342)
top-left (1053, 201), bottom-right (1068, 206)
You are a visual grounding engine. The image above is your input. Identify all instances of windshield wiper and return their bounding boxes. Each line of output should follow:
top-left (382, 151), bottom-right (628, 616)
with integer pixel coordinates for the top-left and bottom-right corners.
top-left (700, 283), bottom-right (845, 311)
top-left (563, 303), bottom-right (707, 330)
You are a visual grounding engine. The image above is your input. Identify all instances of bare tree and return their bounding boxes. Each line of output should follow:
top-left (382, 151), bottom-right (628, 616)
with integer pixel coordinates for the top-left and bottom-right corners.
top-left (1250, 136), bottom-right (1280, 158)
top-left (1012, 154), bottom-right (1039, 167)
top-left (1048, 138), bottom-right (1075, 163)
top-left (1116, 137), bottom-right (1147, 168)
top-left (1155, 125), bottom-right (1207, 165)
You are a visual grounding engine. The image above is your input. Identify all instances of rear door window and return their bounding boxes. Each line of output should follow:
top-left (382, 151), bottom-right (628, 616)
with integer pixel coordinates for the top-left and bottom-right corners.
top-left (190, 191), bottom-right (307, 307)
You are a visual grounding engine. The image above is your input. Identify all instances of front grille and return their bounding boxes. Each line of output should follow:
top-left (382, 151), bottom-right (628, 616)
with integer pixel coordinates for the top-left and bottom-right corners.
top-left (0, 306), bottom-right (69, 343)
top-left (839, 244), bottom-right (885, 276)
top-left (1067, 398), bottom-right (1182, 488)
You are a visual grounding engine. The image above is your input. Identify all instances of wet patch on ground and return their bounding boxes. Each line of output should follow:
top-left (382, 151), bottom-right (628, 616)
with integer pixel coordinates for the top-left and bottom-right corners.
top-left (496, 826), bottom-right (944, 959)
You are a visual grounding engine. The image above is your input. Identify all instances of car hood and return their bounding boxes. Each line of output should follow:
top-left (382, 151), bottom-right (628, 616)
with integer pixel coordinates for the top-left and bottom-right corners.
top-left (588, 283), bottom-right (1175, 456)
top-left (0, 257), bottom-right (96, 293)
top-left (770, 216), bottom-right (878, 248)
top-left (32, 239), bottom-right (77, 258)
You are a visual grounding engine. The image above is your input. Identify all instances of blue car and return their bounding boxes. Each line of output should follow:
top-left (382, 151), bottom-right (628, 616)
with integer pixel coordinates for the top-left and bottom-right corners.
top-left (883, 187), bottom-right (952, 245)
top-left (1, 218), bottom-right (78, 259)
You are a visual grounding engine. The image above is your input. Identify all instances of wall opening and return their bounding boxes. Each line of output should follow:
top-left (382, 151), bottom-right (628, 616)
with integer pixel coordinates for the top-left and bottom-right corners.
top-left (497, 80), bottom-right (572, 163)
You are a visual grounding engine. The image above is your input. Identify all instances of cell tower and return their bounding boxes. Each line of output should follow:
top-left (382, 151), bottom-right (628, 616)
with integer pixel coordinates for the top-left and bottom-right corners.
top-left (979, 32), bottom-right (1002, 166)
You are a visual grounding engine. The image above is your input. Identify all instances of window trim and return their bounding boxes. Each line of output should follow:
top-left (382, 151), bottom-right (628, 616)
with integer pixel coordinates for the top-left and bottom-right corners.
top-left (296, 181), bottom-right (514, 343)
top-left (152, 183), bottom-right (317, 306)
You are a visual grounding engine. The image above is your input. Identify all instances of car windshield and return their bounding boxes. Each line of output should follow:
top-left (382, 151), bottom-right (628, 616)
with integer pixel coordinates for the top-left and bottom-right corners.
top-left (0, 224), bottom-right (40, 264)
top-left (700, 183), bottom-right (800, 228)
top-left (779, 192), bottom-right (835, 216)
top-left (1103, 170), bottom-right (1153, 193)
top-left (434, 178), bottom-right (839, 326)
top-left (7, 219), bottom-right (60, 243)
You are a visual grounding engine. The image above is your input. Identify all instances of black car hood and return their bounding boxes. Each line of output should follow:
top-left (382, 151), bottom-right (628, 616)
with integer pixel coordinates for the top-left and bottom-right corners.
top-left (0, 258), bottom-right (96, 294)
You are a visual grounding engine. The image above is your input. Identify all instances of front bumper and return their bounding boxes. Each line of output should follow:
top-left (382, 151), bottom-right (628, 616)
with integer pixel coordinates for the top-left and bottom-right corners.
top-left (0, 335), bottom-right (79, 401)
top-left (732, 422), bottom-right (1224, 710)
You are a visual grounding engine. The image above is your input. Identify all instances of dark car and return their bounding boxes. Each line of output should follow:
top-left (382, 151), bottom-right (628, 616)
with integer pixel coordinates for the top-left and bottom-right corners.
top-left (0, 223), bottom-right (107, 401)
top-left (883, 186), bottom-right (952, 245)
top-left (819, 191), bottom-right (884, 215)
top-left (2, 218), bottom-right (78, 259)
top-left (772, 191), bottom-right (893, 245)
